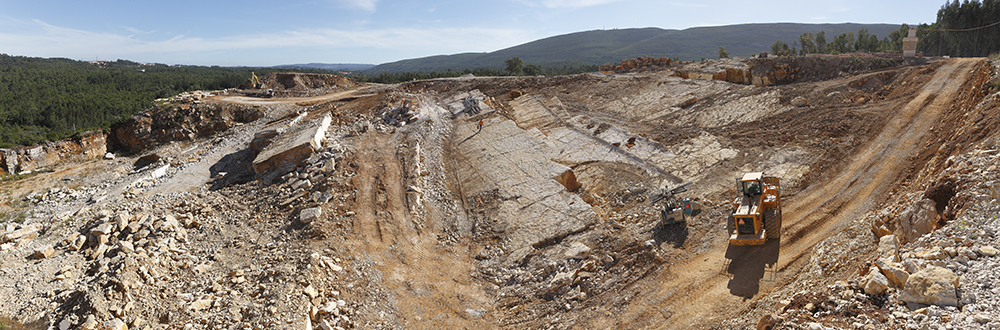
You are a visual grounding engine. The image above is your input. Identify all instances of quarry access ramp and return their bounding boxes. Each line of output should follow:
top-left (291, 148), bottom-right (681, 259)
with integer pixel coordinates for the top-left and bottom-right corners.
top-left (592, 58), bottom-right (982, 329)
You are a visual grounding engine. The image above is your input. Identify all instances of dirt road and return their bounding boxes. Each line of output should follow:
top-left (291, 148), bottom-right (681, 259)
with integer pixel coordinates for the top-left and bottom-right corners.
top-left (590, 58), bottom-right (980, 328)
top-left (212, 89), bottom-right (367, 106)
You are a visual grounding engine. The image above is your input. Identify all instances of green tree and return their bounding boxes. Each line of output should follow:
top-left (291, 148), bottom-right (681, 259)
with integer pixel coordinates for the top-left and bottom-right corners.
top-left (918, 0), bottom-right (1000, 57)
top-left (770, 40), bottom-right (791, 55)
top-left (815, 31), bottom-right (827, 54)
top-left (799, 32), bottom-right (817, 55)
top-left (854, 28), bottom-right (881, 52)
top-left (504, 57), bottom-right (524, 75)
top-left (828, 32), bottom-right (855, 54)
top-left (523, 64), bottom-right (541, 76)
top-left (718, 46), bottom-right (730, 58)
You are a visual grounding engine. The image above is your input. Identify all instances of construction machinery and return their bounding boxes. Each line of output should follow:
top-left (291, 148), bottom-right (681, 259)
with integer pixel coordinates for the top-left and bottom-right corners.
top-left (250, 71), bottom-right (263, 89)
top-left (649, 181), bottom-right (694, 225)
top-left (727, 172), bottom-right (781, 245)
top-left (239, 72), bottom-right (274, 97)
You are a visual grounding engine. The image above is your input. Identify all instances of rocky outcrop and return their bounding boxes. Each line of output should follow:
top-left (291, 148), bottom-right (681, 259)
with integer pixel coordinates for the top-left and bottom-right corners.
top-left (0, 130), bottom-right (106, 174)
top-left (671, 59), bottom-right (752, 85)
top-left (108, 94), bottom-right (264, 154)
top-left (898, 198), bottom-right (939, 244)
top-left (252, 113), bottom-right (332, 176)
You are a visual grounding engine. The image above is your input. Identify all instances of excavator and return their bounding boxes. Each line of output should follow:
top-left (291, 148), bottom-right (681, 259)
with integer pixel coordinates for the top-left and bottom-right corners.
top-left (649, 181), bottom-right (694, 225)
top-left (727, 172), bottom-right (781, 246)
top-left (240, 72), bottom-right (274, 98)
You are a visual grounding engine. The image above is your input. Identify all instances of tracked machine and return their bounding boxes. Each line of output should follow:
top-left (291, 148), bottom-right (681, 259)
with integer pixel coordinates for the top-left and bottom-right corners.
top-left (649, 182), bottom-right (694, 225)
top-left (239, 71), bottom-right (274, 98)
top-left (727, 172), bottom-right (781, 245)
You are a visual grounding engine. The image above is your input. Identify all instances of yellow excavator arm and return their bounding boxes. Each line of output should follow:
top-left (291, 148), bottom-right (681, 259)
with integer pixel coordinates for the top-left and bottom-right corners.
top-left (251, 71), bottom-right (262, 89)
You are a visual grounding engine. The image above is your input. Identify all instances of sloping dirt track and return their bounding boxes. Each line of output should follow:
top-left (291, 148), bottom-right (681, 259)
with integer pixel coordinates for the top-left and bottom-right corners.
top-left (590, 58), bottom-right (980, 328)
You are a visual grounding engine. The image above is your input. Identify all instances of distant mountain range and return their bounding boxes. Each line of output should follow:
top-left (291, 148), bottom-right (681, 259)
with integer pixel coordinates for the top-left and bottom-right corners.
top-left (286, 23), bottom-right (901, 73)
top-left (271, 63), bottom-right (375, 71)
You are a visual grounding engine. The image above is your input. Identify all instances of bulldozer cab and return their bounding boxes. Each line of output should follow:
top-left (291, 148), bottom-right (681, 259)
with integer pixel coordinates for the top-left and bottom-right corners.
top-left (737, 172), bottom-right (763, 196)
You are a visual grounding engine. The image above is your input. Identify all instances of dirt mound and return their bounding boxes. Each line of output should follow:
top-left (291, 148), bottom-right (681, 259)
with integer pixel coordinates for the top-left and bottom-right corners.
top-left (257, 72), bottom-right (358, 97)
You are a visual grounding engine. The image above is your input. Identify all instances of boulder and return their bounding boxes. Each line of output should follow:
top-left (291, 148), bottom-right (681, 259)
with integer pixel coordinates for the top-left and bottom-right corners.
top-left (322, 158), bottom-right (337, 172)
top-left (188, 298), bottom-right (214, 312)
top-left (91, 223), bottom-right (114, 237)
top-left (898, 198), bottom-right (938, 243)
top-left (70, 234), bottom-right (87, 251)
top-left (300, 207), bottom-right (322, 224)
top-left (304, 284), bottom-right (319, 299)
top-left (899, 266), bottom-right (959, 306)
top-left (864, 266), bottom-right (889, 295)
top-left (100, 318), bottom-right (127, 330)
top-left (80, 315), bottom-right (98, 330)
top-left (33, 245), bottom-right (55, 259)
top-left (114, 212), bottom-right (130, 232)
top-left (875, 259), bottom-right (910, 287)
top-left (253, 114), bottom-right (332, 175)
top-left (790, 96), bottom-right (809, 107)
top-left (978, 245), bottom-right (998, 257)
top-left (915, 246), bottom-right (948, 260)
top-left (564, 242), bottom-right (592, 260)
top-left (3, 224), bottom-right (41, 243)
top-left (877, 234), bottom-right (899, 262)
top-left (756, 314), bottom-right (779, 330)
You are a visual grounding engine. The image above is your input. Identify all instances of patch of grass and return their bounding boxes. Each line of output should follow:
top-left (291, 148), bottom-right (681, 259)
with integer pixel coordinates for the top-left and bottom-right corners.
top-left (0, 210), bottom-right (28, 224)
top-left (0, 316), bottom-right (26, 330)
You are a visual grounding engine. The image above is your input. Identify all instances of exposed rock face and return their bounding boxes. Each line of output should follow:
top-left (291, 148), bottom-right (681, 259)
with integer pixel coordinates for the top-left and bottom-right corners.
top-left (899, 198), bottom-right (939, 243)
top-left (899, 266), bottom-right (960, 306)
top-left (877, 235), bottom-right (900, 262)
top-left (253, 72), bottom-right (357, 97)
top-left (108, 96), bottom-right (264, 154)
top-left (0, 130), bottom-right (107, 174)
top-left (671, 59), bottom-right (752, 85)
top-left (252, 113), bottom-right (332, 176)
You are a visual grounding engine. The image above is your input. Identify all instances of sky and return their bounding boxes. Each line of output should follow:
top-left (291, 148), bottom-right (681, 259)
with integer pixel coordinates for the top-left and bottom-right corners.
top-left (0, 0), bottom-right (947, 67)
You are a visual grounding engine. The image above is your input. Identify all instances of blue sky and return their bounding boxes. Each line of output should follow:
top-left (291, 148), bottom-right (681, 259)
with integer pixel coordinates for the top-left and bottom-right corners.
top-left (0, 0), bottom-right (945, 66)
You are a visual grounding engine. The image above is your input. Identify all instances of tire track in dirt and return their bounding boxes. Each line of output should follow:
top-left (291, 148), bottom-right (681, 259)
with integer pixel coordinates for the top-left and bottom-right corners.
top-left (592, 58), bottom-right (979, 329)
top-left (345, 130), bottom-right (496, 328)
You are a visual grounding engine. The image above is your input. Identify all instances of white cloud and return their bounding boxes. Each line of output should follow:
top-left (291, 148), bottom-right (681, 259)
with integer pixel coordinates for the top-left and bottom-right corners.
top-left (0, 18), bottom-right (529, 65)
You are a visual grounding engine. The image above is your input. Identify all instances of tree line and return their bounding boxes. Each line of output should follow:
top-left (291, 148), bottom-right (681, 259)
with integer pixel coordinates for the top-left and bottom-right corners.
top-left (917, 0), bottom-right (1000, 57)
top-left (767, 25), bottom-right (914, 56)
top-left (351, 57), bottom-right (598, 84)
top-left (766, 0), bottom-right (999, 58)
top-left (0, 54), bottom-right (331, 147)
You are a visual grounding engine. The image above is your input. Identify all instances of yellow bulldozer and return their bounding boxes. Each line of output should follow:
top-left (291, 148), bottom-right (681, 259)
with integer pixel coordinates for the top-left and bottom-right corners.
top-left (727, 172), bottom-right (781, 246)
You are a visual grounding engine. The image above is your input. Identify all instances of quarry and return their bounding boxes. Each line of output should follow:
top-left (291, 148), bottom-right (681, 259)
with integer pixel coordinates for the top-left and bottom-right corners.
top-left (1, 56), bottom-right (1000, 330)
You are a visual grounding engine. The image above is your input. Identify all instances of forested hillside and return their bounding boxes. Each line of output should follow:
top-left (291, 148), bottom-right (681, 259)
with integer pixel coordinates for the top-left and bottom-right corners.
top-left (0, 55), bottom-right (329, 147)
top-left (367, 23), bottom-right (900, 73)
top-left (917, 0), bottom-right (1000, 56)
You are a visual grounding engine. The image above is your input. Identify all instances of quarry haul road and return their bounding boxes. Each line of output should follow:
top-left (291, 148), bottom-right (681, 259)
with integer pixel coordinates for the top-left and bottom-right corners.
top-left (212, 89), bottom-right (367, 106)
top-left (590, 58), bottom-right (980, 329)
